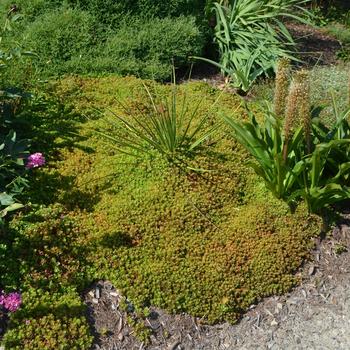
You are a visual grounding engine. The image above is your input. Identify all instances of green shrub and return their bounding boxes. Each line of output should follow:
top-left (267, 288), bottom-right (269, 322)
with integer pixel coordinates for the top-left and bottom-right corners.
top-left (90, 16), bottom-right (205, 80)
top-left (1, 2), bottom-right (207, 79)
top-left (0, 15), bottom-right (34, 222)
top-left (4, 314), bottom-right (92, 350)
top-left (322, 23), bottom-right (350, 61)
top-left (0, 0), bottom-right (61, 22)
top-left (68, 0), bottom-right (206, 25)
top-left (136, 0), bottom-right (206, 17)
top-left (24, 7), bottom-right (95, 74)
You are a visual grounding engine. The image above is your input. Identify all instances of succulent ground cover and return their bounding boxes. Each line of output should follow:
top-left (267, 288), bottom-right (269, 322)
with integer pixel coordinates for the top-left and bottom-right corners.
top-left (0, 76), bottom-right (323, 348)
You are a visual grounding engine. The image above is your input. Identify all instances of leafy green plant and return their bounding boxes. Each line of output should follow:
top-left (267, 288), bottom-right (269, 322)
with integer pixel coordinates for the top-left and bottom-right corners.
top-left (295, 139), bottom-right (350, 213)
top-left (295, 93), bottom-right (350, 213)
top-left (4, 311), bottom-right (93, 350)
top-left (96, 78), bottom-right (220, 168)
top-left (224, 103), bottom-right (305, 210)
top-left (67, 0), bottom-right (206, 25)
top-left (3, 1), bottom-right (206, 79)
top-left (0, 130), bottom-right (29, 220)
top-left (194, 0), bottom-right (310, 92)
top-left (24, 7), bottom-right (94, 74)
top-left (312, 94), bottom-right (350, 176)
top-left (0, 0), bottom-right (62, 22)
top-left (225, 68), bottom-right (350, 213)
top-left (0, 14), bottom-right (32, 222)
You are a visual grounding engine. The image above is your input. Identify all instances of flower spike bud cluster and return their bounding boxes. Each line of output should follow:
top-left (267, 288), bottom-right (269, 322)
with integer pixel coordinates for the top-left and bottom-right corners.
top-left (282, 69), bottom-right (311, 161)
top-left (283, 72), bottom-right (303, 151)
top-left (297, 70), bottom-right (311, 154)
top-left (274, 58), bottom-right (291, 119)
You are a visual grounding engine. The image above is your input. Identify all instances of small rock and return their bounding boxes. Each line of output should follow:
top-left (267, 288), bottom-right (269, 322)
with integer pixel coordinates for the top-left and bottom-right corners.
top-left (88, 291), bottom-right (94, 298)
top-left (95, 287), bottom-right (101, 299)
top-left (110, 291), bottom-right (119, 297)
top-left (150, 335), bottom-right (157, 343)
top-left (270, 319), bottom-right (278, 326)
top-left (117, 332), bottom-right (124, 341)
top-left (92, 298), bottom-right (99, 304)
top-left (308, 265), bottom-right (316, 276)
top-left (275, 305), bottom-right (282, 314)
top-left (168, 341), bottom-right (181, 350)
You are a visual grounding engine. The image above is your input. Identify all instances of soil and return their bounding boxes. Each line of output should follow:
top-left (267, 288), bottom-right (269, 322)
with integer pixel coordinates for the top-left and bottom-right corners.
top-left (85, 209), bottom-right (350, 350)
top-left (287, 23), bottom-right (341, 67)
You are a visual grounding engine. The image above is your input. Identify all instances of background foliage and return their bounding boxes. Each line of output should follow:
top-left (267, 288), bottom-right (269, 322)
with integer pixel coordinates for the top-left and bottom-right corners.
top-left (0, 0), bottom-right (209, 80)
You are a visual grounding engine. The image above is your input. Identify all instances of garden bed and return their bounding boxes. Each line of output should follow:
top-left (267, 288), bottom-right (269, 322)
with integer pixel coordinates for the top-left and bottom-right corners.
top-left (0, 76), bottom-right (323, 348)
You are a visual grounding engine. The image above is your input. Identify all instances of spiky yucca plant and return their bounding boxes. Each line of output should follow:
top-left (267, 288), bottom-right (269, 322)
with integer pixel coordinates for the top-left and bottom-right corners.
top-left (96, 77), bottom-right (221, 170)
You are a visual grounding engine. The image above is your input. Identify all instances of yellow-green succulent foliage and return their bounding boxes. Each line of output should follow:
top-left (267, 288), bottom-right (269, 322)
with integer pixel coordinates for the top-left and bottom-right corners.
top-left (1, 76), bottom-right (321, 349)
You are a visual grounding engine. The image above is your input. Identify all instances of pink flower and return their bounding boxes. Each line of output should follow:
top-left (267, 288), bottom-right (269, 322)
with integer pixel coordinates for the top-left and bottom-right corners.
top-left (26, 152), bottom-right (45, 169)
top-left (0, 291), bottom-right (22, 312)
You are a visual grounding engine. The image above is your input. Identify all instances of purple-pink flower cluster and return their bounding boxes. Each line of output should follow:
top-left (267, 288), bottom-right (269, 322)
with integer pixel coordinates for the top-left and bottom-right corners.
top-left (0, 291), bottom-right (22, 312)
top-left (26, 152), bottom-right (46, 169)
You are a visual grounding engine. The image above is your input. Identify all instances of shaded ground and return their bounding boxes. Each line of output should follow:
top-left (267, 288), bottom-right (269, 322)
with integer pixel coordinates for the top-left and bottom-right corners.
top-left (287, 23), bottom-right (341, 67)
top-left (85, 209), bottom-right (350, 350)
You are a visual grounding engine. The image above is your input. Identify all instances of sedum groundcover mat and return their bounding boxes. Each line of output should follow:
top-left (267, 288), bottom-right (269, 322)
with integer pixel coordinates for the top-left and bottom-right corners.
top-left (1, 76), bottom-right (321, 349)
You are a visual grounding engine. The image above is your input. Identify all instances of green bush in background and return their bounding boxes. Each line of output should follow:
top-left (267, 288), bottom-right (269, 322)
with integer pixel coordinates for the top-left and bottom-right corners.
top-left (0, 0), bottom-right (62, 21)
top-left (67, 0), bottom-right (207, 24)
top-left (0, 1), bottom-right (207, 79)
top-left (195, 0), bottom-right (310, 93)
top-left (24, 7), bottom-right (95, 74)
top-left (90, 16), bottom-right (205, 80)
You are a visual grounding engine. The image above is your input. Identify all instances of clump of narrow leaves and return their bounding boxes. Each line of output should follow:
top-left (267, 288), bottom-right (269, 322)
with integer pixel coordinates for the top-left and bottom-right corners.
top-left (194, 0), bottom-right (310, 92)
top-left (96, 75), bottom-right (220, 169)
